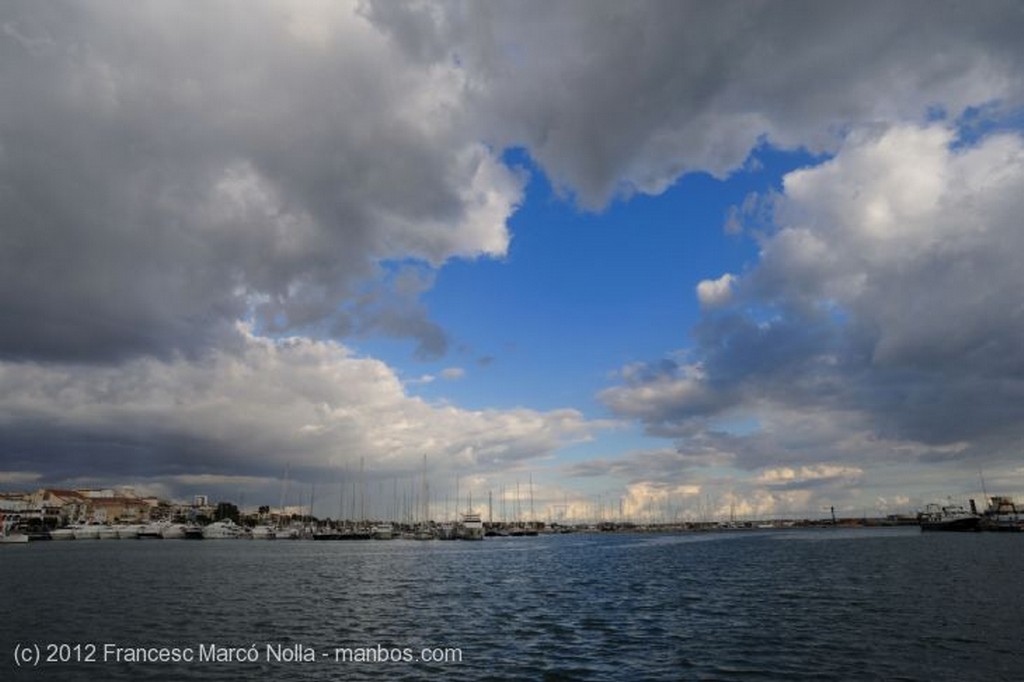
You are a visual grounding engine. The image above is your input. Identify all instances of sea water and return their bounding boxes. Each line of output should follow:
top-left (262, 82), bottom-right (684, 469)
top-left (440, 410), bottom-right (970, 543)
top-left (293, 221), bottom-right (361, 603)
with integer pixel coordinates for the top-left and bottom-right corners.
top-left (1, 528), bottom-right (1020, 681)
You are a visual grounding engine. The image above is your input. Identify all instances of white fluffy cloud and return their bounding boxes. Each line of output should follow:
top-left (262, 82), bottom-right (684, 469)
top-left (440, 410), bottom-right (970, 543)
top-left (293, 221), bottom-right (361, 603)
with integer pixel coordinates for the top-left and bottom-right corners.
top-left (440, 367), bottom-right (466, 380)
top-left (696, 273), bottom-right (736, 309)
top-left (755, 465), bottom-right (863, 487)
top-left (0, 325), bottom-right (592, 494)
top-left (760, 125), bottom-right (1024, 372)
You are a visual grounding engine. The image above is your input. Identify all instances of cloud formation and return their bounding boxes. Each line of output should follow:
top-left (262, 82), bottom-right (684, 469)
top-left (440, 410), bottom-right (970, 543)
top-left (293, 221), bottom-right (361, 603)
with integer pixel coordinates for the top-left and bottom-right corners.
top-left (366, 0), bottom-right (1024, 208)
top-left (696, 274), bottom-right (736, 309)
top-left (0, 2), bottom-right (521, 362)
top-left (4, 1), bottom-right (1024, 510)
top-left (602, 123), bottom-right (1024, 493)
top-left (0, 326), bottom-right (592, 492)
top-left (5, 1), bottom-right (1023, 364)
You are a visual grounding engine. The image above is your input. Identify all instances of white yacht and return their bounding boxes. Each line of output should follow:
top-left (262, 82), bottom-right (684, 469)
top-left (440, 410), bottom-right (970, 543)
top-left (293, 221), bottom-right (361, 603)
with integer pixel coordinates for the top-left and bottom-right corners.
top-left (96, 525), bottom-right (120, 539)
top-left (116, 525), bottom-right (142, 539)
top-left (250, 524), bottom-right (277, 539)
top-left (459, 513), bottom-right (484, 540)
top-left (50, 528), bottom-right (76, 541)
top-left (372, 523), bottom-right (395, 540)
top-left (137, 522), bottom-right (164, 539)
top-left (72, 524), bottom-right (101, 540)
top-left (159, 523), bottom-right (188, 539)
top-left (202, 519), bottom-right (244, 539)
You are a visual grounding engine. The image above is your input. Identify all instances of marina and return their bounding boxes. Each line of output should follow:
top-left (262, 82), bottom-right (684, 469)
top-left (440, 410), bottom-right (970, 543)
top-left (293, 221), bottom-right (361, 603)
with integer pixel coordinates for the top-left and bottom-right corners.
top-left (4, 3), bottom-right (1024, 680)
top-left (3, 484), bottom-right (1022, 545)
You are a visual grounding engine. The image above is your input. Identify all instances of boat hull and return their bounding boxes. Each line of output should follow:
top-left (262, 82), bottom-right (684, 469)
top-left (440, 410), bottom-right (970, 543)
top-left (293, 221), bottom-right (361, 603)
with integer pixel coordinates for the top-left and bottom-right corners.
top-left (920, 517), bottom-right (981, 532)
top-left (250, 525), bottom-right (277, 539)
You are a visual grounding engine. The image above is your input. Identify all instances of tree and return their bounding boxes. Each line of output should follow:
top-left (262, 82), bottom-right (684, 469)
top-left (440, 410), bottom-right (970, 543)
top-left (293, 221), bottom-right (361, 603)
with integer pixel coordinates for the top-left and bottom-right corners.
top-left (213, 502), bottom-right (240, 523)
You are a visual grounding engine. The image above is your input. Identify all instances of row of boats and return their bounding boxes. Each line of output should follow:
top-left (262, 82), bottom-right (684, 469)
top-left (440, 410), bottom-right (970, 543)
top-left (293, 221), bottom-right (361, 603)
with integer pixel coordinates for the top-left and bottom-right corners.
top-left (0, 518), bottom-right (284, 542)
top-left (312, 514), bottom-right (486, 541)
top-left (918, 496), bottom-right (1023, 532)
top-left (0, 513), bottom-right (490, 543)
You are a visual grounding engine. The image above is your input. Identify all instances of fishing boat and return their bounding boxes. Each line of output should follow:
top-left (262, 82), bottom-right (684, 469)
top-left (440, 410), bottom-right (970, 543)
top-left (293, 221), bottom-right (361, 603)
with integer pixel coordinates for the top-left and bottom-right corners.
top-left (982, 496), bottom-right (1023, 532)
top-left (918, 502), bottom-right (981, 532)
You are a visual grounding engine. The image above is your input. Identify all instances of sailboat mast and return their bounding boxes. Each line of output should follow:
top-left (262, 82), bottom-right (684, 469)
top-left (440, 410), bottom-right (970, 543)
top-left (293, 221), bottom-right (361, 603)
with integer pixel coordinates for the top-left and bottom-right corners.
top-left (422, 454), bottom-right (429, 525)
top-left (279, 463), bottom-right (290, 529)
top-left (359, 456), bottom-right (365, 524)
top-left (309, 481), bottom-right (316, 528)
top-left (529, 473), bottom-right (535, 525)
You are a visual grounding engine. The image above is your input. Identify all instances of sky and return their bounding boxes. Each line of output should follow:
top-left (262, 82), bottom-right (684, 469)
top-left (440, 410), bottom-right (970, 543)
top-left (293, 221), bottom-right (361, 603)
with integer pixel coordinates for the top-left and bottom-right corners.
top-left (3, 0), bottom-right (1024, 522)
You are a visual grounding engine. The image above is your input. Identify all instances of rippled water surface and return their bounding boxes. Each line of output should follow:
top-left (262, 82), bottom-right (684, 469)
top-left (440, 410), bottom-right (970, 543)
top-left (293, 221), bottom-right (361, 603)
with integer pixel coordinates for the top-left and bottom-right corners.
top-left (2, 529), bottom-right (1021, 680)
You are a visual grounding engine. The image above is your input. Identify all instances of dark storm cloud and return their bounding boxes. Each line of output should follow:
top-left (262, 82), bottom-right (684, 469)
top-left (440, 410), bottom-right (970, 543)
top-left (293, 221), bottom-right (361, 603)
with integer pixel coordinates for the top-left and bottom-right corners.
top-left (365, 0), bottom-right (1024, 208)
top-left (0, 329), bottom-right (593, 489)
top-left (347, 265), bottom-right (450, 360)
top-left (0, 423), bottom-right (237, 482)
top-left (5, 0), bottom-right (1022, 363)
top-left (566, 443), bottom-right (734, 482)
top-left (0, 1), bottom-right (520, 363)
